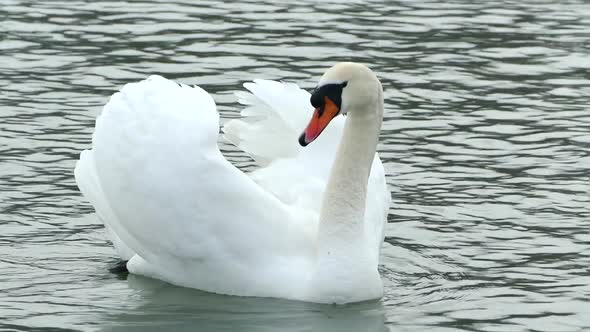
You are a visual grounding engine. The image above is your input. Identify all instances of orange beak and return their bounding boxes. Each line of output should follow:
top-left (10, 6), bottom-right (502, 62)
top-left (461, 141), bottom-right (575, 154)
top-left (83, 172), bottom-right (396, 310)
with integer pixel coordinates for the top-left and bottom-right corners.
top-left (299, 96), bottom-right (340, 146)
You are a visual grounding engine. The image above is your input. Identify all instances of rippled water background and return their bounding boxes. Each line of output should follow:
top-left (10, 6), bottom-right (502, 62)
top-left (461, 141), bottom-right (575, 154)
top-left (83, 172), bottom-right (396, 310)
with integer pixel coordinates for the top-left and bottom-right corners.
top-left (1, 1), bottom-right (589, 331)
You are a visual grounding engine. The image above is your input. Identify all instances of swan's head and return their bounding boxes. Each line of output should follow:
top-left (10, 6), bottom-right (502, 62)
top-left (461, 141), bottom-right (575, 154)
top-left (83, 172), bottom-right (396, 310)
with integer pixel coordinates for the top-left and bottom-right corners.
top-left (299, 62), bottom-right (382, 146)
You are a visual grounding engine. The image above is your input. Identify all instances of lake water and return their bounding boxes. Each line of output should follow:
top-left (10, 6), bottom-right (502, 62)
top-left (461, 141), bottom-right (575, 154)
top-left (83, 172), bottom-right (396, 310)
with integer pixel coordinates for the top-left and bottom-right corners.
top-left (1, 1), bottom-right (589, 331)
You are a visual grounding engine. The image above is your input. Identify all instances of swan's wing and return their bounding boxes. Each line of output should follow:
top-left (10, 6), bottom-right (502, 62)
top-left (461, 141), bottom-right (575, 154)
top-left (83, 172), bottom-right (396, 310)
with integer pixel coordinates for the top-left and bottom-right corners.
top-left (223, 79), bottom-right (347, 167)
top-left (223, 79), bottom-right (346, 177)
top-left (222, 80), bottom-right (310, 165)
top-left (223, 80), bottom-right (390, 256)
top-left (75, 76), bottom-right (312, 284)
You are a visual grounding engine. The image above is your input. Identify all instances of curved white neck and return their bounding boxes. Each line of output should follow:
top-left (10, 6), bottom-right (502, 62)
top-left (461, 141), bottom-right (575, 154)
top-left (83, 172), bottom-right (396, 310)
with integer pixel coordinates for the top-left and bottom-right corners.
top-left (317, 93), bottom-right (383, 246)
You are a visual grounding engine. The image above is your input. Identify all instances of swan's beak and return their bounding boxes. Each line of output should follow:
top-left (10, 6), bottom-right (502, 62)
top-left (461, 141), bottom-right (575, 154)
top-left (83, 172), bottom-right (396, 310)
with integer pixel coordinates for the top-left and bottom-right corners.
top-left (299, 97), bottom-right (340, 146)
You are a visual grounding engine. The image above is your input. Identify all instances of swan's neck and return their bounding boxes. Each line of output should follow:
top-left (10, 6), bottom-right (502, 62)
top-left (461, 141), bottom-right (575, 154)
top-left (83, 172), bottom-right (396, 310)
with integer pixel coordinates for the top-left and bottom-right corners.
top-left (307, 82), bottom-right (384, 303)
top-left (318, 99), bottom-right (383, 246)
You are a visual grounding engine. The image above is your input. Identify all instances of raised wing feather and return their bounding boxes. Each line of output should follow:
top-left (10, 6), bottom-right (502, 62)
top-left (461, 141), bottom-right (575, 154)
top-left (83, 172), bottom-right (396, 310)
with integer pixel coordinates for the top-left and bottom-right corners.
top-left (223, 80), bottom-right (313, 164)
top-left (75, 76), bottom-right (313, 292)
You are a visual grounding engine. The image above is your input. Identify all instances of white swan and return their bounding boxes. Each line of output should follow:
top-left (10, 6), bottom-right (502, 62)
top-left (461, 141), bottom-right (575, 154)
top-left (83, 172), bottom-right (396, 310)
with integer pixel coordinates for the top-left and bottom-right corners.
top-left (75, 62), bottom-right (390, 304)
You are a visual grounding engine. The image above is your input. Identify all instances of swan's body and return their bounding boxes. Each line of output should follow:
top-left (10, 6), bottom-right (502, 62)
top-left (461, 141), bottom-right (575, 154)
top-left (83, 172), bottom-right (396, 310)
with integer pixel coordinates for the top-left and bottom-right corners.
top-left (75, 62), bottom-right (390, 304)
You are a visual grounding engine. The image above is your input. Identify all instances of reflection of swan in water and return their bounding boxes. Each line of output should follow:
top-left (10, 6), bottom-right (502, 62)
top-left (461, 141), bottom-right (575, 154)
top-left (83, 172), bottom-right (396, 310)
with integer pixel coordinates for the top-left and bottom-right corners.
top-left (98, 275), bottom-right (387, 332)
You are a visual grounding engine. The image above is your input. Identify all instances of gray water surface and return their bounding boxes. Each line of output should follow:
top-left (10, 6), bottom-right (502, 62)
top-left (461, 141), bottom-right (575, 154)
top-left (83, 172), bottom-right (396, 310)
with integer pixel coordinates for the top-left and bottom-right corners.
top-left (1, 1), bottom-right (590, 331)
